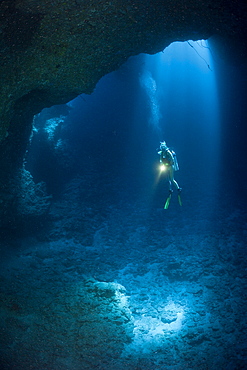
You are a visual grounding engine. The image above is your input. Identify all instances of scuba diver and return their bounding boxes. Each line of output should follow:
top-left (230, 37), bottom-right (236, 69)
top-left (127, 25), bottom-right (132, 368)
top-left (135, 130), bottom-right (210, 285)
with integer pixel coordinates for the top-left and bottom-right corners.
top-left (158, 141), bottom-right (182, 209)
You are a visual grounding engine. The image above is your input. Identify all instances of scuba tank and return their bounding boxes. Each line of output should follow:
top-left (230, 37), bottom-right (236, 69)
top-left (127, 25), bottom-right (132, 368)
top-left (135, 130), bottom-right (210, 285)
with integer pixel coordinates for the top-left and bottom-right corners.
top-left (172, 151), bottom-right (179, 171)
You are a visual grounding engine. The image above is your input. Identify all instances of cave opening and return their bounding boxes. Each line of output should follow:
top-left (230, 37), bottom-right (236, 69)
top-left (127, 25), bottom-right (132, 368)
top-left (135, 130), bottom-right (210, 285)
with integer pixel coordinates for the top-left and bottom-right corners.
top-left (26, 40), bottom-right (222, 216)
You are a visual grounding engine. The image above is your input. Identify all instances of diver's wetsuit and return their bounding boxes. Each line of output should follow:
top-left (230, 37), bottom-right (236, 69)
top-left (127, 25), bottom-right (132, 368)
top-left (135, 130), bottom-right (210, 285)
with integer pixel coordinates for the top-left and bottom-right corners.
top-left (160, 148), bottom-right (180, 192)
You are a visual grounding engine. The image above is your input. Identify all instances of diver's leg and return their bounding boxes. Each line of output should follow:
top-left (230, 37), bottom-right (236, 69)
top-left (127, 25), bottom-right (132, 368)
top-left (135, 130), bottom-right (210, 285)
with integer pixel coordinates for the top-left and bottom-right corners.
top-left (172, 178), bottom-right (182, 206)
top-left (172, 179), bottom-right (180, 190)
top-left (169, 168), bottom-right (181, 191)
top-left (168, 168), bottom-right (173, 192)
top-left (165, 179), bottom-right (173, 209)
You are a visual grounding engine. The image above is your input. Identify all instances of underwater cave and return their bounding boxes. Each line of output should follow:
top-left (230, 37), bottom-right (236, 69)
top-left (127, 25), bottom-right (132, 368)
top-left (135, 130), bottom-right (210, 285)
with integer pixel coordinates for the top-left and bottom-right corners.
top-left (0, 1), bottom-right (247, 369)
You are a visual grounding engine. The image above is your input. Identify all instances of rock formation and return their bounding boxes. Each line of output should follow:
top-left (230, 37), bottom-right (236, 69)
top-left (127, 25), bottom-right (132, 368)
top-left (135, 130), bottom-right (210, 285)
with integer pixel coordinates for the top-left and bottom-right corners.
top-left (1, 1), bottom-right (247, 140)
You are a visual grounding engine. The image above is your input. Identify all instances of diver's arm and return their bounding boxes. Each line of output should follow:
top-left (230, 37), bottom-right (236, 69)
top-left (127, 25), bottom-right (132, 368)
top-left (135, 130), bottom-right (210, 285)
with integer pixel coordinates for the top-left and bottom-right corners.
top-left (158, 150), bottom-right (163, 163)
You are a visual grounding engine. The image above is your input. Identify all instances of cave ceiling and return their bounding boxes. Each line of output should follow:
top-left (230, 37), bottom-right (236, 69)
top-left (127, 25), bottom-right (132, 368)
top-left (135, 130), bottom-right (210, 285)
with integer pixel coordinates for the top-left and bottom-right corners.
top-left (0, 0), bottom-right (246, 143)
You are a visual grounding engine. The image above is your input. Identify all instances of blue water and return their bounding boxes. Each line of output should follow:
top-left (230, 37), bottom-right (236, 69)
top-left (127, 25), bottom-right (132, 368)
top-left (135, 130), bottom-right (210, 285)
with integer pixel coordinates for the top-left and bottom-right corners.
top-left (1, 41), bottom-right (247, 369)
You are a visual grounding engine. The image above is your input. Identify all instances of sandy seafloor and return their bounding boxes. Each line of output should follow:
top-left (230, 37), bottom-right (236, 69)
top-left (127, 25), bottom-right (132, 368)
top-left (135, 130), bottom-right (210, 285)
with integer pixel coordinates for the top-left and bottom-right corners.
top-left (0, 173), bottom-right (247, 370)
